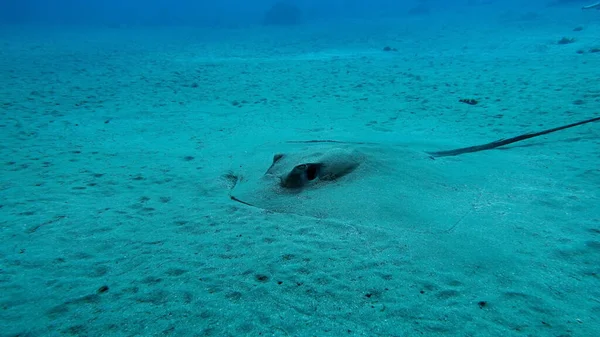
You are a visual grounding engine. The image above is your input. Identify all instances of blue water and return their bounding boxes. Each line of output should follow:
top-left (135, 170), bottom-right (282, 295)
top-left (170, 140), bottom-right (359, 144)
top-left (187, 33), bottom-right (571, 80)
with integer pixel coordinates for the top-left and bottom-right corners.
top-left (1, 1), bottom-right (599, 336)
top-left (0, 0), bottom-right (591, 26)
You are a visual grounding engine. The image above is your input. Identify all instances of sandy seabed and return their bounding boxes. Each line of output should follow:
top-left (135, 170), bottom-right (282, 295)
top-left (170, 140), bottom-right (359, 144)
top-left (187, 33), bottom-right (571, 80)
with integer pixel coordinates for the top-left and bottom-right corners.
top-left (1, 6), bottom-right (600, 337)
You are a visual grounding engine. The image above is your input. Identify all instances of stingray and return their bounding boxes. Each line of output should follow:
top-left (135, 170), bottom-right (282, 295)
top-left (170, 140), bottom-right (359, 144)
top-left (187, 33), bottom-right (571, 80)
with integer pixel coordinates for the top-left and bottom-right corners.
top-left (227, 116), bottom-right (599, 233)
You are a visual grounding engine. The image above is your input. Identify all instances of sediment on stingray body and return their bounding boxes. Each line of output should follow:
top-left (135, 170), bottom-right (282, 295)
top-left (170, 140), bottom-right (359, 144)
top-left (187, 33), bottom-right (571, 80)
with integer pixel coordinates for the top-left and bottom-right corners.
top-left (229, 141), bottom-right (483, 233)
top-left (228, 116), bottom-right (600, 233)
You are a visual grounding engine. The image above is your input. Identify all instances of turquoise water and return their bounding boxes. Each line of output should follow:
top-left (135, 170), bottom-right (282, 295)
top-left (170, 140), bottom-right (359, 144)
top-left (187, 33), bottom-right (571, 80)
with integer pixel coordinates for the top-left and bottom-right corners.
top-left (1, 1), bottom-right (599, 336)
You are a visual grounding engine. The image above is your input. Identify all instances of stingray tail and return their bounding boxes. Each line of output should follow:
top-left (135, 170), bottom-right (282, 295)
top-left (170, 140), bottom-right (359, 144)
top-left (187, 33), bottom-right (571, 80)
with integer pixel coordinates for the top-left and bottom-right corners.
top-left (427, 116), bottom-right (600, 158)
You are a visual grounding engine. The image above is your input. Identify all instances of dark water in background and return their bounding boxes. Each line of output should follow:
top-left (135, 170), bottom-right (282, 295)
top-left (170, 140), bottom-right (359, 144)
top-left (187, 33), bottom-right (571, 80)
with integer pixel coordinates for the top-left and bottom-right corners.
top-left (0, 0), bottom-right (592, 27)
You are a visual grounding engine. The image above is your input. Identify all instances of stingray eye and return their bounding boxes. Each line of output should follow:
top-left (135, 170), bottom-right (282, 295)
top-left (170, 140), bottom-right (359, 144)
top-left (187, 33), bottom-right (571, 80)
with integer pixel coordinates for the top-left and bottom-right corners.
top-left (281, 163), bottom-right (322, 189)
top-left (304, 164), bottom-right (319, 181)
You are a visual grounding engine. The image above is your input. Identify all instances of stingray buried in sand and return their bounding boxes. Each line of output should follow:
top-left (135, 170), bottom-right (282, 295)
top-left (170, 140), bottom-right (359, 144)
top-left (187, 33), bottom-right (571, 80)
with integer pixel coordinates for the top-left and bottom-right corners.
top-left (227, 116), bottom-right (600, 233)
